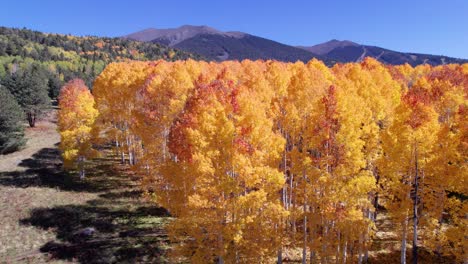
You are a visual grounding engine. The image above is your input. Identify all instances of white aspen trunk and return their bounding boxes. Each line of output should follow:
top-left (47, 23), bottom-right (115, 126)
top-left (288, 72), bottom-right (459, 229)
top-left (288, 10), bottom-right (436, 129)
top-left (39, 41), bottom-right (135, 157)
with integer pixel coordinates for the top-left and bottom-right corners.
top-left (278, 128), bottom-right (288, 264)
top-left (412, 145), bottom-right (419, 264)
top-left (401, 215), bottom-right (408, 264)
top-left (115, 136), bottom-right (120, 157)
top-left (125, 135), bottom-right (131, 165)
top-left (129, 135), bottom-right (134, 165)
top-left (303, 213), bottom-right (307, 264)
top-left (283, 187), bottom-right (287, 209)
top-left (323, 223), bottom-right (329, 264)
top-left (336, 232), bottom-right (341, 264)
top-left (310, 214), bottom-right (316, 264)
top-left (290, 174), bottom-right (294, 208)
top-left (342, 240), bottom-right (347, 264)
top-left (303, 171), bottom-right (308, 264)
top-left (291, 175), bottom-right (296, 236)
top-left (358, 233), bottom-right (363, 264)
top-left (310, 250), bottom-right (316, 264)
top-left (218, 216), bottom-right (225, 264)
top-left (163, 126), bottom-right (168, 160)
top-left (78, 156), bottom-right (85, 180)
top-left (364, 244), bottom-right (368, 264)
top-left (278, 247), bottom-right (283, 264)
top-left (364, 210), bottom-right (370, 263)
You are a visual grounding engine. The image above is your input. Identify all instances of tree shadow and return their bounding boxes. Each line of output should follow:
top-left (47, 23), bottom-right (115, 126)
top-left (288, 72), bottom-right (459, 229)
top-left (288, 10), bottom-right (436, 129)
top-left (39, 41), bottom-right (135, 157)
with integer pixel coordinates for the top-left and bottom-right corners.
top-left (20, 193), bottom-right (172, 263)
top-left (369, 248), bottom-right (456, 264)
top-left (0, 147), bottom-right (134, 193)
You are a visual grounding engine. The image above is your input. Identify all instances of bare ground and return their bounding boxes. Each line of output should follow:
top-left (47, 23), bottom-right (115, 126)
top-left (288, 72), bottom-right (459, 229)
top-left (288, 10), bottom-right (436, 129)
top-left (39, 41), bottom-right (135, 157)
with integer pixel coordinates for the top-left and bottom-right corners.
top-left (0, 110), bottom-right (170, 263)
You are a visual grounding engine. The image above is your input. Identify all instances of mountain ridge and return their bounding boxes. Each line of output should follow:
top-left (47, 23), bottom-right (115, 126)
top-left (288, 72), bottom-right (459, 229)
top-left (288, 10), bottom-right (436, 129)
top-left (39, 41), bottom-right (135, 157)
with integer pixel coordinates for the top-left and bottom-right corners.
top-left (124, 25), bottom-right (246, 46)
top-left (125, 25), bottom-right (467, 65)
top-left (125, 25), bottom-right (324, 62)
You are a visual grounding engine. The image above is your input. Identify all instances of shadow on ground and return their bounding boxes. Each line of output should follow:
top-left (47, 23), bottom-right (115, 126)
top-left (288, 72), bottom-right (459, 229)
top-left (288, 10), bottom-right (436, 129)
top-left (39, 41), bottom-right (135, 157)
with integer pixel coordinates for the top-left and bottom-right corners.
top-left (0, 145), bottom-right (135, 192)
top-left (369, 249), bottom-right (456, 264)
top-left (20, 193), bottom-right (171, 263)
top-left (3, 145), bottom-right (173, 263)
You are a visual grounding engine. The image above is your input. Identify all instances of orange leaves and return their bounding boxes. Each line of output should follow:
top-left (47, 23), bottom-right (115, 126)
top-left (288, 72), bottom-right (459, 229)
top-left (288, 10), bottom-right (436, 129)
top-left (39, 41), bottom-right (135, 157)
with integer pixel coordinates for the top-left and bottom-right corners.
top-left (58, 79), bottom-right (98, 176)
top-left (88, 58), bottom-right (467, 262)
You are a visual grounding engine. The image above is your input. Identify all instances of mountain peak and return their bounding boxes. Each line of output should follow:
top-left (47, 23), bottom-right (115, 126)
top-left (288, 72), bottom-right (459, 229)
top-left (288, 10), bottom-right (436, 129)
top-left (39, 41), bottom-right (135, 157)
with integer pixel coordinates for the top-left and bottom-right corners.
top-left (124, 25), bottom-right (466, 65)
top-left (298, 39), bottom-right (359, 55)
top-left (124, 25), bottom-right (246, 46)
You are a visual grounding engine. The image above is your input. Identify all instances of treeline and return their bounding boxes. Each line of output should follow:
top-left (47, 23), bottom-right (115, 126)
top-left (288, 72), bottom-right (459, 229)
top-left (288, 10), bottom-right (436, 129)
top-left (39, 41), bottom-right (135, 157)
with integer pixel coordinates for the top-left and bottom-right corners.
top-left (0, 26), bottom-right (201, 153)
top-left (0, 26), bottom-right (201, 89)
top-left (59, 58), bottom-right (467, 263)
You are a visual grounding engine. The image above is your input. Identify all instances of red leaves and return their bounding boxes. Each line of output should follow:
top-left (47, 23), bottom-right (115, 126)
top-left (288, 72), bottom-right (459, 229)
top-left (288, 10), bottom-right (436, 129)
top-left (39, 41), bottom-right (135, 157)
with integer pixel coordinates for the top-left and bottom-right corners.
top-left (403, 86), bottom-right (432, 107)
top-left (315, 85), bottom-right (344, 170)
top-left (406, 104), bottom-right (432, 129)
top-left (169, 117), bottom-right (194, 163)
top-left (234, 137), bottom-right (254, 154)
top-left (168, 79), bottom-right (242, 162)
top-left (58, 79), bottom-right (90, 109)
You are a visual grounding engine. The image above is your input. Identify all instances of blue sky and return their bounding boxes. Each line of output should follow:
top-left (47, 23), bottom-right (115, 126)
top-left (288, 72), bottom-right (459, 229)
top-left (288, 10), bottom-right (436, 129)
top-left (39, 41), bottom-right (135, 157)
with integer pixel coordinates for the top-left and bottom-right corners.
top-left (2, 0), bottom-right (467, 58)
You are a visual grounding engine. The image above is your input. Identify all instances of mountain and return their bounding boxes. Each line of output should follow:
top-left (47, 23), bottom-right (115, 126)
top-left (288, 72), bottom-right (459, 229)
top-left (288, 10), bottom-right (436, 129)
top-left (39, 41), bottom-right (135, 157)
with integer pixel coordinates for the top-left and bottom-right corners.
top-left (298, 40), bottom-right (467, 66)
top-left (297, 39), bottom-right (360, 55)
top-left (125, 25), bottom-right (245, 46)
top-left (126, 25), bottom-right (467, 65)
top-left (125, 25), bottom-right (323, 62)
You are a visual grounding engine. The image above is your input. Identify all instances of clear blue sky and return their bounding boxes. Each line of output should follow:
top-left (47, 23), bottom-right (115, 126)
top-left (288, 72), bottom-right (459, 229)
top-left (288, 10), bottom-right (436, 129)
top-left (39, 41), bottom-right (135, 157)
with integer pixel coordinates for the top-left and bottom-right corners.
top-left (2, 0), bottom-right (467, 58)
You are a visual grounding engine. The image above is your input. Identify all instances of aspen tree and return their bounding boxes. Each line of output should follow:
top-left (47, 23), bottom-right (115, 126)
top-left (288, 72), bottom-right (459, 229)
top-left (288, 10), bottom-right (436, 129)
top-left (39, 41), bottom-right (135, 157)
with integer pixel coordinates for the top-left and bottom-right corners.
top-left (58, 79), bottom-right (98, 179)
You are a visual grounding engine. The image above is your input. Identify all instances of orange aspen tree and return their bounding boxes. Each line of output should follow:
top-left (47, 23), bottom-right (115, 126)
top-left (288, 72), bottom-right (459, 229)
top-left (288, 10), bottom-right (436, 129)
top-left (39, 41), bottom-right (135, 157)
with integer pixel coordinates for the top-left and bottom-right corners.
top-left (58, 79), bottom-right (98, 179)
top-left (136, 60), bottom-right (200, 202)
top-left (87, 59), bottom-right (467, 263)
top-left (165, 69), bottom-right (286, 263)
top-left (420, 65), bottom-right (467, 262)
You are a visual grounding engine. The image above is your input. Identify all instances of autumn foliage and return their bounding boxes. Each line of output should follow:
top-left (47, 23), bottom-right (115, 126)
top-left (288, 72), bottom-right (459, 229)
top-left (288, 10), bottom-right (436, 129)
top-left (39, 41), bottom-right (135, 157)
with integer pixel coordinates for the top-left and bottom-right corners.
top-left (58, 58), bottom-right (467, 263)
top-left (58, 79), bottom-right (98, 179)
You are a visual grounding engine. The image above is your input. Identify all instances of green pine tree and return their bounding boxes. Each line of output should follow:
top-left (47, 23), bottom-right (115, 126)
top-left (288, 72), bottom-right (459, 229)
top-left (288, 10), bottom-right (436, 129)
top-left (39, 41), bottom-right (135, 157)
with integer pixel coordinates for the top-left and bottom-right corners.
top-left (2, 64), bottom-right (51, 127)
top-left (0, 85), bottom-right (25, 154)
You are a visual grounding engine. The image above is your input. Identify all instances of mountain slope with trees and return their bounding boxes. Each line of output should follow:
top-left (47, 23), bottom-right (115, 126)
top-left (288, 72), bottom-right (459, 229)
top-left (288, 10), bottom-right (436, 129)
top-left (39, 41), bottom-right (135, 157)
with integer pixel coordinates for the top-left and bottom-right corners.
top-left (0, 26), bottom-right (201, 153)
top-left (125, 25), bottom-right (325, 62)
top-left (298, 40), bottom-right (468, 66)
top-left (125, 25), bottom-right (468, 66)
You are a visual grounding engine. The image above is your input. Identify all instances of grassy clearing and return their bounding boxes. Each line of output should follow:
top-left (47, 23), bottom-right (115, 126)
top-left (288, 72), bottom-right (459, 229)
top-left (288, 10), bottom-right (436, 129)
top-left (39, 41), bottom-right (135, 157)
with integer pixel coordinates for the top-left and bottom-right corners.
top-left (0, 110), bottom-right (171, 263)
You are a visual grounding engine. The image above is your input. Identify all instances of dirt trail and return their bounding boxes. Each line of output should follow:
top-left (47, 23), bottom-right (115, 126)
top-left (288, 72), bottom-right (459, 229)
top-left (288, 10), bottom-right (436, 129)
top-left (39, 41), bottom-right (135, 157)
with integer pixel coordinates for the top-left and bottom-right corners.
top-left (0, 110), bottom-right (59, 172)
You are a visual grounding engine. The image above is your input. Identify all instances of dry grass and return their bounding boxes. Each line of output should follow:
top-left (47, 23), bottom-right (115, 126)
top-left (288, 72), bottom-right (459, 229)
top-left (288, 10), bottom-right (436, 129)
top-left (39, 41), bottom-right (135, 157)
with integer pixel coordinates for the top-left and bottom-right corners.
top-left (0, 110), bottom-right (171, 263)
top-left (0, 110), bottom-right (59, 173)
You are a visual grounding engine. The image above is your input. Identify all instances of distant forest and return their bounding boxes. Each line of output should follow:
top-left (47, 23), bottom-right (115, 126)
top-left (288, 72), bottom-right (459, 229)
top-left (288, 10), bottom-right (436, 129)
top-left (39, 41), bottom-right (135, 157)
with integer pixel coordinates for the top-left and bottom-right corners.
top-left (0, 26), bottom-right (201, 90)
top-left (0, 26), bottom-right (201, 153)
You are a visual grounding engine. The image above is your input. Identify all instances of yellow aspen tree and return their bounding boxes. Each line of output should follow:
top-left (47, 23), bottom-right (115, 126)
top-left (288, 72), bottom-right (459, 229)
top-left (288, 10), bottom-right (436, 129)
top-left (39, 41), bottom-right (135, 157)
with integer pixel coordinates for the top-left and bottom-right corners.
top-left (380, 82), bottom-right (440, 264)
top-left (93, 61), bottom-right (154, 166)
top-left (333, 58), bottom-right (401, 262)
top-left (166, 70), bottom-right (286, 263)
top-left (282, 59), bottom-right (331, 264)
top-left (264, 60), bottom-right (293, 263)
top-left (87, 59), bottom-right (467, 263)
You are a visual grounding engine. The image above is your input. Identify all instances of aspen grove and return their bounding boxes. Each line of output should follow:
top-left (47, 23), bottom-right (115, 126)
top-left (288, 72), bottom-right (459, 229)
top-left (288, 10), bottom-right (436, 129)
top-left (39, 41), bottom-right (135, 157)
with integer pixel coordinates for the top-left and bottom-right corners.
top-left (58, 58), bottom-right (467, 263)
